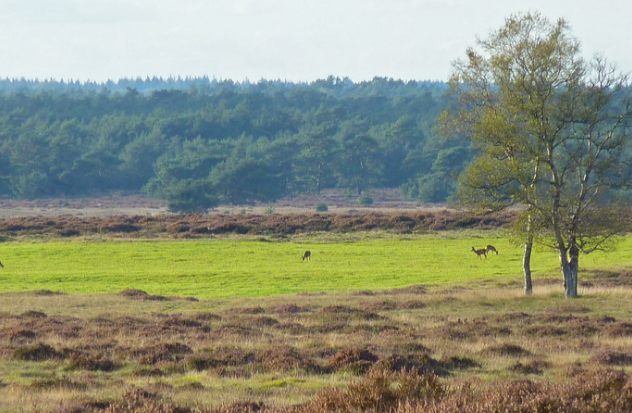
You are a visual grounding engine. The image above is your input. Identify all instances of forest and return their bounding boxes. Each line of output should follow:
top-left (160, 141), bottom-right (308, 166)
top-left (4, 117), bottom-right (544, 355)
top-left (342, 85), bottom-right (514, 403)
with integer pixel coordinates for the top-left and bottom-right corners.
top-left (0, 76), bottom-right (471, 212)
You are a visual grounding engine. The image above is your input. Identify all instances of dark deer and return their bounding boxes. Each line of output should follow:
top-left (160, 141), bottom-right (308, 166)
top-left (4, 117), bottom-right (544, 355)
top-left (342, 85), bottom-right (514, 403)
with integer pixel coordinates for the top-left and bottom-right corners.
top-left (471, 246), bottom-right (487, 259)
top-left (486, 245), bottom-right (498, 255)
top-left (302, 251), bottom-right (311, 261)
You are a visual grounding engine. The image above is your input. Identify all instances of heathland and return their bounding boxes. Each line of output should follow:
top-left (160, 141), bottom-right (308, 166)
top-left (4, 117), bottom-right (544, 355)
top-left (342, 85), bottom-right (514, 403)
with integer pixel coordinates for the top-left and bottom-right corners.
top-left (1, 205), bottom-right (632, 412)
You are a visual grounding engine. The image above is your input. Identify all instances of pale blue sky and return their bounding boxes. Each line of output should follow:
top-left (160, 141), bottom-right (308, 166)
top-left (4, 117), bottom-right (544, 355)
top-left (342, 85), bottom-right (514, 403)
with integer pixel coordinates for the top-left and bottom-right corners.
top-left (0, 0), bottom-right (630, 82)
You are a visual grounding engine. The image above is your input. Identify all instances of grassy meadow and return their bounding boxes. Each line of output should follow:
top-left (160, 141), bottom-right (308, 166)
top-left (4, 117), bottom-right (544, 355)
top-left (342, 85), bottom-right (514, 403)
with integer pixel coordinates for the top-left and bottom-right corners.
top-left (2, 230), bottom-right (632, 412)
top-left (1, 231), bottom-right (631, 298)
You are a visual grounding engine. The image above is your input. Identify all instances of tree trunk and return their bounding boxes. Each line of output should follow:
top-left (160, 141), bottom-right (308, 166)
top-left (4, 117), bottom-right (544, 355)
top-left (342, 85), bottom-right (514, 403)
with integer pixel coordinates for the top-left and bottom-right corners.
top-left (316, 161), bottom-right (323, 194)
top-left (523, 237), bottom-right (533, 295)
top-left (565, 244), bottom-right (579, 298)
top-left (558, 244), bottom-right (579, 298)
top-left (523, 214), bottom-right (534, 295)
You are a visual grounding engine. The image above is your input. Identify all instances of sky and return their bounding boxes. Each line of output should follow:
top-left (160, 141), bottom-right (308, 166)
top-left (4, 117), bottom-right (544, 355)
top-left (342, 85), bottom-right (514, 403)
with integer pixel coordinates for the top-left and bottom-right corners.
top-left (0, 0), bottom-right (630, 83)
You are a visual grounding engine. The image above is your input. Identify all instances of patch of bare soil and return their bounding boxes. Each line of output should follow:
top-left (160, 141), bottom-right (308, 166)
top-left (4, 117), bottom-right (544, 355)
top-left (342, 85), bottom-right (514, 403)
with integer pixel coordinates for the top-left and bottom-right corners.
top-left (0, 194), bottom-right (168, 218)
top-left (0, 189), bottom-right (442, 219)
top-left (248, 188), bottom-right (442, 214)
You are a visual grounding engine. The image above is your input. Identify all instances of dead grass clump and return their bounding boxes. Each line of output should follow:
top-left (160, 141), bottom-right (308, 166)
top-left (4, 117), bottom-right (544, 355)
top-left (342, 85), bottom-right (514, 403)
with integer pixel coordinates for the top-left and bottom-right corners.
top-left (375, 353), bottom-right (448, 376)
top-left (384, 284), bottom-right (427, 295)
top-left (100, 222), bottom-right (140, 234)
top-left (305, 369), bottom-right (446, 412)
top-left (259, 346), bottom-right (320, 373)
top-left (21, 310), bottom-right (47, 318)
top-left (483, 343), bottom-right (530, 357)
top-left (319, 305), bottom-right (382, 321)
top-left (592, 350), bottom-right (632, 366)
top-left (588, 270), bottom-right (632, 288)
top-left (492, 311), bottom-right (531, 323)
top-left (417, 369), bottom-right (632, 413)
top-left (393, 342), bottom-right (431, 354)
top-left (209, 324), bottom-right (256, 339)
top-left (184, 354), bottom-right (213, 372)
top-left (360, 300), bottom-right (397, 311)
top-left (30, 376), bottom-right (88, 391)
top-left (597, 315), bottom-right (617, 324)
top-left (509, 359), bottom-right (549, 375)
top-left (397, 300), bottom-right (426, 310)
top-left (137, 343), bottom-right (193, 365)
top-left (524, 316), bottom-right (600, 338)
top-left (133, 367), bottom-right (166, 377)
top-left (522, 325), bottom-right (568, 337)
top-left (208, 221), bottom-right (250, 235)
top-left (59, 228), bottom-right (83, 237)
top-left (604, 322), bottom-right (632, 338)
top-left (31, 289), bottom-right (64, 296)
top-left (198, 401), bottom-right (264, 413)
top-left (208, 346), bottom-right (256, 368)
top-left (12, 343), bottom-right (61, 361)
top-left (244, 316), bottom-right (280, 328)
top-left (104, 387), bottom-right (189, 413)
top-left (236, 306), bottom-right (266, 315)
top-left (120, 289), bottom-right (169, 301)
top-left (328, 347), bottom-right (378, 373)
top-left (434, 320), bottom-right (482, 341)
top-left (68, 351), bottom-right (116, 372)
top-left (8, 329), bottom-right (37, 342)
top-left (272, 323), bottom-right (307, 334)
top-left (120, 289), bottom-right (150, 298)
top-left (442, 355), bottom-right (482, 371)
top-left (191, 312), bottom-right (222, 322)
top-left (273, 304), bottom-right (310, 314)
top-left (158, 315), bottom-right (203, 329)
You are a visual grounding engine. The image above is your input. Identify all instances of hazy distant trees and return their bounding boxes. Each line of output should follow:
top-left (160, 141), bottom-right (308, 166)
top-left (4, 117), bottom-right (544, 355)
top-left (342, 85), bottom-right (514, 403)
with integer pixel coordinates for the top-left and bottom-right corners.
top-left (0, 77), bottom-right (470, 209)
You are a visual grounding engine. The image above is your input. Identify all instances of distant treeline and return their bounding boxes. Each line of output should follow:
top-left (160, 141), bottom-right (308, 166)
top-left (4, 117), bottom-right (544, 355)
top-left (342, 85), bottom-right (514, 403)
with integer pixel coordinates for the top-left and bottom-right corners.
top-left (0, 76), bottom-right (472, 212)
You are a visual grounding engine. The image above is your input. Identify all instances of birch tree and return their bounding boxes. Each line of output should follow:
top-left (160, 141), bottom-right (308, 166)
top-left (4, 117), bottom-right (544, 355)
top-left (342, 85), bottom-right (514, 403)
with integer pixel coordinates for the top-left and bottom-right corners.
top-left (441, 12), bottom-right (632, 297)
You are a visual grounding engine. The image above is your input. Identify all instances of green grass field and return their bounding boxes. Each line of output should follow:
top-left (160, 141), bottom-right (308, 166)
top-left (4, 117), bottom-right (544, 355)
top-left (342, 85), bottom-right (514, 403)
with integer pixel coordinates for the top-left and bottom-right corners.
top-left (0, 232), bottom-right (630, 298)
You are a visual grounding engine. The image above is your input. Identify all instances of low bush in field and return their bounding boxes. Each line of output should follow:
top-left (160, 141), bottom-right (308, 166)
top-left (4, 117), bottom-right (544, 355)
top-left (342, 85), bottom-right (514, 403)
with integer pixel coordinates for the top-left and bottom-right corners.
top-left (12, 343), bottom-right (61, 361)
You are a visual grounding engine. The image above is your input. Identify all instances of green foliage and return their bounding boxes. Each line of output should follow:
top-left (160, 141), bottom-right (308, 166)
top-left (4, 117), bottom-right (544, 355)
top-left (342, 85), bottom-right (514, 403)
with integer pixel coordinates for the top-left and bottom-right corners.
top-left (164, 179), bottom-right (218, 214)
top-left (405, 145), bottom-right (471, 203)
top-left (415, 174), bottom-right (454, 203)
top-left (359, 196), bottom-right (374, 205)
top-left (315, 203), bottom-right (329, 212)
top-left (443, 11), bottom-right (632, 297)
top-left (0, 77), bottom-right (468, 204)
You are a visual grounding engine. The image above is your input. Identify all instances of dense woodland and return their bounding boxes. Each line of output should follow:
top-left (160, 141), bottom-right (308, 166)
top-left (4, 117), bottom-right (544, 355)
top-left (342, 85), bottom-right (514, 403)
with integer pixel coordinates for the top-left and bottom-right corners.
top-left (0, 76), bottom-right (472, 212)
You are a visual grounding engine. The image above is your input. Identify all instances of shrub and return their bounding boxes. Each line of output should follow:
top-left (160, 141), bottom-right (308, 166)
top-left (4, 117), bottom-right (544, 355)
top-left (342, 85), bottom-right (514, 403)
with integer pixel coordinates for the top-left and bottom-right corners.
top-left (13, 343), bottom-right (60, 361)
top-left (307, 369), bottom-right (445, 412)
top-left (484, 343), bottom-right (531, 357)
top-left (264, 207), bottom-right (276, 215)
top-left (359, 196), bottom-right (373, 205)
top-left (68, 352), bottom-right (116, 372)
top-left (316, 203), bottom-right (329, 212)
top-left (328, 347), bottom-right (378, 373)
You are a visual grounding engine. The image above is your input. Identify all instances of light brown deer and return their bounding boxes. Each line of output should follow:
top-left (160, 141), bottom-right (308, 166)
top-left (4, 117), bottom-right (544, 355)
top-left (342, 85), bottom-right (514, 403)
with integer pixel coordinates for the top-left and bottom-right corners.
top-left (471, 246), bottom-right (487, 259)
top-left (486, 245), bottom-right (498, 255)
top-left (302, 251), bottom-right (311, 261)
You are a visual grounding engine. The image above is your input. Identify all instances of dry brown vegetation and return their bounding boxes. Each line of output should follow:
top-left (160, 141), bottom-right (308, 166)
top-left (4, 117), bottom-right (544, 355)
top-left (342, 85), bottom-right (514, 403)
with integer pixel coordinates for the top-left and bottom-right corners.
top-left (0, 210), bottom-right (517, 239)
top-left (2, 195), bottom-right (632, 412)
top-left (2, 273), bottom-right (632, 412)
